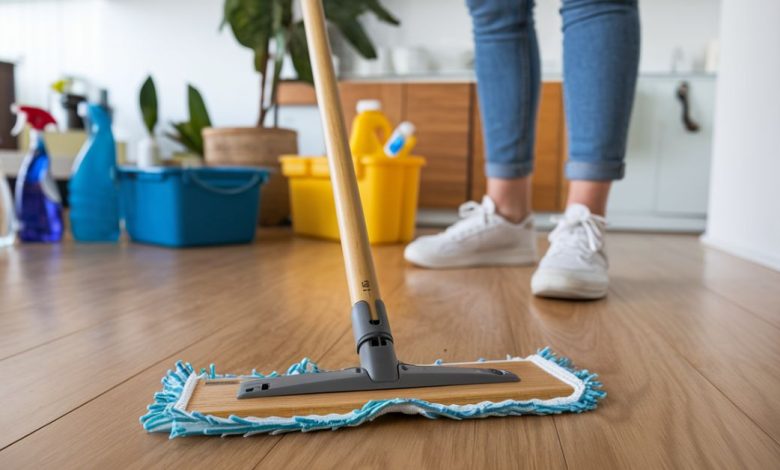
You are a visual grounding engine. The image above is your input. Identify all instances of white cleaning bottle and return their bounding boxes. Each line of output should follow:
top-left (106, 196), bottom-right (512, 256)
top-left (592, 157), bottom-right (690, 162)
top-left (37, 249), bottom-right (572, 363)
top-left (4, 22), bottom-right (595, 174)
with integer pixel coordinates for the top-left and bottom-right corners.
top-left (383, 121), bottom-right (416, 158)
top-left (0, 160), bottom-right (17, 247)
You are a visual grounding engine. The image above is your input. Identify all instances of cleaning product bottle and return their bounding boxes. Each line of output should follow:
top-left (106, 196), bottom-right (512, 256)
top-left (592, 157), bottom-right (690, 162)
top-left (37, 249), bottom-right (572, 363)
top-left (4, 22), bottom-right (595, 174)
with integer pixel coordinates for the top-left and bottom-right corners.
top-left (383, 121), bottom-right (416, 158)
top-left (349, 99), bottom-right (392, 157)
top-left (69, 103), bottom-right (120, 242)
top-left (11, 104), bottom-right (64, 242)
top-left (0, 161), bottom-right (16, 247)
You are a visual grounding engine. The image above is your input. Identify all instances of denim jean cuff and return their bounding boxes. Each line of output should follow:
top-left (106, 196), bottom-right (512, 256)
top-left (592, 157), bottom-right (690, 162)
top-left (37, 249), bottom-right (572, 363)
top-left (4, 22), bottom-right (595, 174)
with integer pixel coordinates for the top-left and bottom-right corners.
top-left (485, 161), bottom-right (534, 179)
top-left (565, 160), bottom-right (625, 181)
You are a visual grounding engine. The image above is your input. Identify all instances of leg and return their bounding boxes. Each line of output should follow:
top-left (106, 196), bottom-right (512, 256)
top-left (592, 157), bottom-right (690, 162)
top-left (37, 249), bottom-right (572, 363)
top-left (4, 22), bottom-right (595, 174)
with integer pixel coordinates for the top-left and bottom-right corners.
top-left (561, 0), bottom-right (640, 214)
top-left (532, 0), bottom-right (640, 299)
top-left (403, 0), bottom-right (541, 268)
top-left (487, 177), bottom-right (531, 223)
top-left (469, 0), bottom-right (541, 223)
top-left (567, 180), bottom-right (611, 216)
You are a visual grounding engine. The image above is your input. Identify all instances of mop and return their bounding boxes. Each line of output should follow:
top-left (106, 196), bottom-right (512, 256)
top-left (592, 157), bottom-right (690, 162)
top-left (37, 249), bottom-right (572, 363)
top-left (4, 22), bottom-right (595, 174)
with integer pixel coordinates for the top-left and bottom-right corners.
top-left (141, 0), bottom-right (605, 438)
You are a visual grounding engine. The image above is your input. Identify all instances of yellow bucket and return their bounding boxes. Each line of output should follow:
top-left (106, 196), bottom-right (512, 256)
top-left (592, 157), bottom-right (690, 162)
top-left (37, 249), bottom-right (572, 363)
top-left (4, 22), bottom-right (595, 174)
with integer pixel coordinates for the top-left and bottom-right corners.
top-left (280, 154), bottom-right (425, 244)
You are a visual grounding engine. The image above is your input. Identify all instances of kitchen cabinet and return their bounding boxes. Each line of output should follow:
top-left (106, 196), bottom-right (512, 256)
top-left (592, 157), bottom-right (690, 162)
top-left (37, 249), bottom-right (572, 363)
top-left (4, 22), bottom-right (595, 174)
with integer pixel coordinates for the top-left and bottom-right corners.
top-left (404, 83), bottom-right (472, 207)
top-left (277, 75), bottom-right (714, 230)
top-left (609, 76), bottom-right (715, 219)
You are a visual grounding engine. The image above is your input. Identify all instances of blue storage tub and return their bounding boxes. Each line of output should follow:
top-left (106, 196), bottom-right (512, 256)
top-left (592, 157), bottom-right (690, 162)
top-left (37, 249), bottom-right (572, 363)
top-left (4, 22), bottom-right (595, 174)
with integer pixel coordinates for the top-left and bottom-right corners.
top-left (117, 166), bottom-right (268, 247)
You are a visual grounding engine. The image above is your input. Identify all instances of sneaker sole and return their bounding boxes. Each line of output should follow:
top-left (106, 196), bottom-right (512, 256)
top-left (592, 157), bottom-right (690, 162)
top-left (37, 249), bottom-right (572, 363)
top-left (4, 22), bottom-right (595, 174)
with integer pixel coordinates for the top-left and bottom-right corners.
top-left (531, 269), bottom-right (608, 300)
top-left (404, 249), bottom-right (537, 269)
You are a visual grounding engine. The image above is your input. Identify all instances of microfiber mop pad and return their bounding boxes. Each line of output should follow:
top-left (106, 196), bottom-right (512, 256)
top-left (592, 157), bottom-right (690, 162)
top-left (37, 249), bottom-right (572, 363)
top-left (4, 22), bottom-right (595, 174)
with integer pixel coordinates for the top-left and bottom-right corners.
top-left (140, 348), bottom-right (605, 438)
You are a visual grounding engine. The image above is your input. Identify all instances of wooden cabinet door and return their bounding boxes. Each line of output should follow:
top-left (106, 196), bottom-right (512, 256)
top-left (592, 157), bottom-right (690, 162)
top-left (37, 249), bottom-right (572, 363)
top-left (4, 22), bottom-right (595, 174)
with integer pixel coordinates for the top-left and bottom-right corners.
top-left (405, 83), bottom-right (472, 208)
top-left (471, 82), bottom-right (566, 212)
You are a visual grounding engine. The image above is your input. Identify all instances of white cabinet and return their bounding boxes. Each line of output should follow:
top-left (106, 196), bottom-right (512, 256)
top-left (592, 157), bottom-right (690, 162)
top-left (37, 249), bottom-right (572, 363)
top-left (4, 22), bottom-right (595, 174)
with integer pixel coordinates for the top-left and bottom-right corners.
top-left (608, 75), bottom-right (716, 228)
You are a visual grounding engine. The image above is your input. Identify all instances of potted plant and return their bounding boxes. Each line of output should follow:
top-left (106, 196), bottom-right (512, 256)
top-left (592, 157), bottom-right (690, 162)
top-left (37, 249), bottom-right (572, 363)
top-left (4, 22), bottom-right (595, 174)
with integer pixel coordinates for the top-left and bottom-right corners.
top-left (204, 0), bottom-right (399, 225)
top-left (138, 77), bottom-right (213, 166)
top-left (168, 84), bottom-right (213, 165)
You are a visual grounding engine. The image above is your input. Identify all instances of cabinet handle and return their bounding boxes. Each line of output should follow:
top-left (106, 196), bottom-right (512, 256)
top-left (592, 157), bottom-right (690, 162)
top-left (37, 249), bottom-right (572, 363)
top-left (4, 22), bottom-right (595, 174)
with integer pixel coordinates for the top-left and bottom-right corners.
top-left (676, 81), bottom-right (700, 133)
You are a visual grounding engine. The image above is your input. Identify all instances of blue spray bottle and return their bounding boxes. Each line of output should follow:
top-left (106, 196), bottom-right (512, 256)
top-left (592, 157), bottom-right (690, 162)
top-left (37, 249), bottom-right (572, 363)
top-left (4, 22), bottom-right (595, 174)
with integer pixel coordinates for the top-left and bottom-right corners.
top-left (11, 104), bottom-right (64, 242)
top-left (68, 103), bottom-right (120, 242)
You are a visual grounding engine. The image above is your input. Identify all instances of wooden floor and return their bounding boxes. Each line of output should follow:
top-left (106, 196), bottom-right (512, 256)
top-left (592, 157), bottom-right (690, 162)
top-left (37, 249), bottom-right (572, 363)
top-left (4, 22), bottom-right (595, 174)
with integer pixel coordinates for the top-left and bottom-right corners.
top-left (1, 230), bottom-right (779, 469)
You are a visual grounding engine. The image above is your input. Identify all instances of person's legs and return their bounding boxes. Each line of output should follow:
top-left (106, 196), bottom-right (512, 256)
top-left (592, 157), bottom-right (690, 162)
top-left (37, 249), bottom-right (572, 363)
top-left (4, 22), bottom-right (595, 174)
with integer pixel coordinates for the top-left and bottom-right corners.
top-left (471, 0), bottom-right (541, 222)
top-left (567, 181), bottom-right (611, 216)
top-left (487, 177), bottom-right (532, 223)
top-left (532, 0), bottom-right (640, 299)
top-left (562, 0), bottom-right (640, 210)
top-left (403, 0), bottom-right (540, 268)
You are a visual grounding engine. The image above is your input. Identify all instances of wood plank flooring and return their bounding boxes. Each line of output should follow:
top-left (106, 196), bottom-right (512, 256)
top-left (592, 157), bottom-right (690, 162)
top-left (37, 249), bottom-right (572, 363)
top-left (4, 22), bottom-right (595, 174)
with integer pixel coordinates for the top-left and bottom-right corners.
top-left (1, 230), bottom-right (779, 469)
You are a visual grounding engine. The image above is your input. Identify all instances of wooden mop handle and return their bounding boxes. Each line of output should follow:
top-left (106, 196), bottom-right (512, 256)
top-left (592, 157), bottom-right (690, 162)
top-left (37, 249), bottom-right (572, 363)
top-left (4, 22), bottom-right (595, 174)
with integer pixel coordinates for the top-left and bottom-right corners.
top-left (301, 0), bottom-right (382, 317)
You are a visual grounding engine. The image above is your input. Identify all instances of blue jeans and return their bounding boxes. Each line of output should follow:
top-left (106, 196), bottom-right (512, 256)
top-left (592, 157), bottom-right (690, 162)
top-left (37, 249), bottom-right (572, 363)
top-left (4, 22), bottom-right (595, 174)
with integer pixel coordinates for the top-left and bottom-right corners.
top-left (467, 0), bottom-right (640, 181)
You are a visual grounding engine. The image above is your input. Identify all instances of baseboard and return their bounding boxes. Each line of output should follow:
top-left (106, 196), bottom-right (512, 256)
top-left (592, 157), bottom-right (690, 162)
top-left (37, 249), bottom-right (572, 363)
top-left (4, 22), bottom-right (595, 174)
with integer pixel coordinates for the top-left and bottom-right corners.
top-left (700, 234), bottom-right (780, 272)
top-left (417, 209), bottom-right (706, 233)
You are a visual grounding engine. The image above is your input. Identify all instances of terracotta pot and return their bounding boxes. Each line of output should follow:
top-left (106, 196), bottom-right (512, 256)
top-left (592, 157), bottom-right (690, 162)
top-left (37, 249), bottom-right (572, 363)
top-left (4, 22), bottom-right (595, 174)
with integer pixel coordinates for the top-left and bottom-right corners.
top-left (203, 127), bottom-right (297, 226)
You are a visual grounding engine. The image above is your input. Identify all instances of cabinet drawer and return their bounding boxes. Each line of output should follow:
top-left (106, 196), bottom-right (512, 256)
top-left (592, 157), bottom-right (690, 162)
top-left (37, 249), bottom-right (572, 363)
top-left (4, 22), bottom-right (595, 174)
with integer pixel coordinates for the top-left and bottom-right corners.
top-left (406, 84), bottom-right (472, 208)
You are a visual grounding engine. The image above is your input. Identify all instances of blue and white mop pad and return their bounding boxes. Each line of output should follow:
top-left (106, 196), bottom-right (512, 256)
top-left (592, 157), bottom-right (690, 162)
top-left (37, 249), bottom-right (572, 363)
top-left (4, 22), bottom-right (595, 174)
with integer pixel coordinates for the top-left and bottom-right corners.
top-left (141, 347), bottom-right (605, 438)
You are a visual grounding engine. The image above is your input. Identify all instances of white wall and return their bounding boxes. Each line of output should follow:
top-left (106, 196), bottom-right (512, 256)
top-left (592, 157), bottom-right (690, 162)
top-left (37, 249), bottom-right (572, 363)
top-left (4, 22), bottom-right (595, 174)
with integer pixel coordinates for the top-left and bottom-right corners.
top-left (0, 0), bottom-right (720, 157)
top-left (702, 0), bottom-right (780, 271)
top-left (361, 0), bottom-right (721, 75)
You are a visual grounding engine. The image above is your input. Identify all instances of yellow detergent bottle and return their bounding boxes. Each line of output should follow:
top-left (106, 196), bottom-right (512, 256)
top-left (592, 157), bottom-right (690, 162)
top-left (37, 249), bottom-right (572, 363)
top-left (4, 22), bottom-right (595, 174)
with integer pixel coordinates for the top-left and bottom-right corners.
top-left (349, 100), bottom-right (392, 157)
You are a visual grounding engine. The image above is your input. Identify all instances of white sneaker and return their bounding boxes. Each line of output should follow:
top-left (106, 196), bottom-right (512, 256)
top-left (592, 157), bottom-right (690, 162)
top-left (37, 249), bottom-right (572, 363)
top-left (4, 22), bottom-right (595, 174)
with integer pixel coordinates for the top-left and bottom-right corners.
top-left (531, 204), bottom-right (609, 299)
top-left (404, 196), bottom-right (537, 268)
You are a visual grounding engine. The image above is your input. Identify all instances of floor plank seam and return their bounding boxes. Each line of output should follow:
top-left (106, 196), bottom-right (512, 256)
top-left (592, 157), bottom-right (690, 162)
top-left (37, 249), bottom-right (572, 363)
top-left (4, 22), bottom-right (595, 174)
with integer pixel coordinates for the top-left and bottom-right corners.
top-left (609, 287), bottom-right (780, 449)
top-left (697, 283), bottom-right (780, 332)
top-left (551, 417), bottom-right (571, 470)
top-left (647, 235), bottom-right (780, 329)
top-left (0, 249), bottom-right (297, 362)
top-left (0, 324), bottom-right (236, 454)
top-left (251, 437), bottom-right (285, 469)
top-left (499, 274), bottom-right (572, 469)
top-left (678, 355), bottom-right (780, 449)
top-left (251, 324), bottom-right (354, 466)
top-left (0, 323), bottom-right (97, 363)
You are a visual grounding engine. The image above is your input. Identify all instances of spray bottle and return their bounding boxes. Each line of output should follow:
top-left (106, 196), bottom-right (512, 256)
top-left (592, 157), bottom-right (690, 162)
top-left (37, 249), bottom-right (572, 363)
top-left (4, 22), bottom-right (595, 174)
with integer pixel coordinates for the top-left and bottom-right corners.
top-left (11, 105), bottom-right (64, 242)
top-left (69, 103), bottom-right (120, 242)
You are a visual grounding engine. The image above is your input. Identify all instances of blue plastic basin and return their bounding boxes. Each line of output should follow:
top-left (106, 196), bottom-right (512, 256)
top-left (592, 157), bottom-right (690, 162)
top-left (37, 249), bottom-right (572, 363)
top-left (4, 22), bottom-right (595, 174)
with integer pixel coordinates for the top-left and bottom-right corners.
top-left (117, 166), bottom-right (268, 247)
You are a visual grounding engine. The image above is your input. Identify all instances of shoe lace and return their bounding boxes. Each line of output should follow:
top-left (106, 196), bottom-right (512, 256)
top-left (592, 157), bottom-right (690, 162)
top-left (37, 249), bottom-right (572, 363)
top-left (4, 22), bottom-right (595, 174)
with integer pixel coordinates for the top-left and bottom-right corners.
top-left (548, 211), bottom-right (606, 255)
top-left (444, 200), bottom-right (490, 239)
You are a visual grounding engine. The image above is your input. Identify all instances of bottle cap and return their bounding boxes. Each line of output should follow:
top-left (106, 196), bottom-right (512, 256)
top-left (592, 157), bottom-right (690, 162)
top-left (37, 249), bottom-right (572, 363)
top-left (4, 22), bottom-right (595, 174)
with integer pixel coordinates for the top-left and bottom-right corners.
top-left (356, 99), bottom-right (381, 113)
top-left (397, 121), bottom-right (415, 135)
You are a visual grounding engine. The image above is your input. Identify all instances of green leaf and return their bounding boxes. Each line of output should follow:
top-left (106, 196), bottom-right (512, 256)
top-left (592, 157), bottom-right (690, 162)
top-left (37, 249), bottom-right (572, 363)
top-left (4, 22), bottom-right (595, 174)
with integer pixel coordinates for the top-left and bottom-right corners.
top-left (224, 0), bottom-right (273, 50)
top-left (170, 121), bottom-right (203, 156)
top-left (330, 17), bottom-right (377, 59)
top-left (187, 84), bottom-right (211, 137)
top-left (363, 0), bottom-right (400, 25)
top-left (288, 22), bottom-right (313, 84)
top-left (139, 76), bottom-right (157, 135)
top-left (219, 0), bottom-right (399, 121)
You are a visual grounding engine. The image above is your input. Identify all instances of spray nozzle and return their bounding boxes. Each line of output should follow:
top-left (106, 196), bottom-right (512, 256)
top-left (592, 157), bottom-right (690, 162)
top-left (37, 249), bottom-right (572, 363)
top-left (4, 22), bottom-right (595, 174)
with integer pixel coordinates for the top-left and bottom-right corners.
top-left (10, 104), bottom-right (58, 136)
